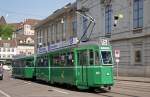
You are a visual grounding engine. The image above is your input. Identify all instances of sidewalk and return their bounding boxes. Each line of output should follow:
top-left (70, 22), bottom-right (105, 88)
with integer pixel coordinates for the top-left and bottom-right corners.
top-left (114, 76), bottom-right (150, 83)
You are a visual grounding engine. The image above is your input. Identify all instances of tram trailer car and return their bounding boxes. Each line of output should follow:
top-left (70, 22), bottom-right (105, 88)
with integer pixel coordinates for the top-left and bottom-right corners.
top-left (12, 55), bottom-right (36, 79)
top-left (36, 43), bottom-right (114, 90)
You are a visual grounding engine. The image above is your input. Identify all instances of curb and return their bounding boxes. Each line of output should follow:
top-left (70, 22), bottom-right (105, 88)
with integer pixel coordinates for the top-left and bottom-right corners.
top-left (114, 79), bottom-right (150, 83)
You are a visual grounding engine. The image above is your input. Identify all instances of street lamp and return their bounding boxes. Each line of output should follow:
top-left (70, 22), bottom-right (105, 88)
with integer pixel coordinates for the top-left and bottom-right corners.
top-left (114, 14), bottom-right (124, 27)
top-left (61, 18), bottom-right (64, 24)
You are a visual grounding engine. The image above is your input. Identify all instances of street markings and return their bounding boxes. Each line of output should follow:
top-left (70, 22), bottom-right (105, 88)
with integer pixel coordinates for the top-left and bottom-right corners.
top-left (24, 81), bottom-right (31, 85)
top-left (0, 90), bottom-right (11, 97)
top-left (52, 89), bottom-right (69, 94)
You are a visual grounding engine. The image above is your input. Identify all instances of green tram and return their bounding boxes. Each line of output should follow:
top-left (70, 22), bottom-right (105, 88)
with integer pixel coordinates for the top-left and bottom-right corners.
top-left (12, 55), bottom-right (36, 79)
top-left (12, 42), bottom-right (114, 90)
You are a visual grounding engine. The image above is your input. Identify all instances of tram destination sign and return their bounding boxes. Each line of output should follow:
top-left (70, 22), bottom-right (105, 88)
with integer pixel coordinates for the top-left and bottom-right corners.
top-left (38, 37), bottom-right (78, 54)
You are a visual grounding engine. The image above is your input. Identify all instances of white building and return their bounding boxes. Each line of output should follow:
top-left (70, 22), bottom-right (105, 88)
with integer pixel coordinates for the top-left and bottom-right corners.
top-left (0, 39), bottom-right (17, 64)
top-left (77, 0), bottom-right (150, 77)
top-left (15, 34), bottom-right (35, 55)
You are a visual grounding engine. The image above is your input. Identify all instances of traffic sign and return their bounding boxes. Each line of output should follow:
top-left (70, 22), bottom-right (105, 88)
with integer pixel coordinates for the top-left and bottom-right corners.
top-left (115, 49), bottom-right (120, 58)
top-left (115, 58), bottom-right (120, 63)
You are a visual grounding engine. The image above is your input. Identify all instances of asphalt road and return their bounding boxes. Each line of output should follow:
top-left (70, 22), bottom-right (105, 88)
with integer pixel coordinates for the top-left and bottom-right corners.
top-left (0, 71), bottom-right (150, 97)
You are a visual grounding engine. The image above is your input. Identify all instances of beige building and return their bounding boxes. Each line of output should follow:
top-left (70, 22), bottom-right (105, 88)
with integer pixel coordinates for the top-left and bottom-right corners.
top-left (13, 19), bottom-right (39, 56)
top-left (15, 19), bottom-right (39, 35)
top-left (35, 3), bottom-right (77, 53)
top-left (77, 0), bottom-right (150, 77)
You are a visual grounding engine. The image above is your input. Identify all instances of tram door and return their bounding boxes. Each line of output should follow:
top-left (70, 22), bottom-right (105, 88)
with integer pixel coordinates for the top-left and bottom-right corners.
top-left (77, 50), bottom-right (88, 86)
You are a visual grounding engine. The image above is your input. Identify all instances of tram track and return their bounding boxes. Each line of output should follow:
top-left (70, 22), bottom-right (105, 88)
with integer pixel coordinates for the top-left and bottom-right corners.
top-left (92, 81), bottom-right (150, 97)
top-left (115, 82), bottom-right (150, 92)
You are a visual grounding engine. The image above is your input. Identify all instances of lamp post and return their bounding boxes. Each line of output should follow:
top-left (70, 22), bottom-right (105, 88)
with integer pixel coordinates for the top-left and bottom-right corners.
top-left (113, 14), bottom-right (123, 80)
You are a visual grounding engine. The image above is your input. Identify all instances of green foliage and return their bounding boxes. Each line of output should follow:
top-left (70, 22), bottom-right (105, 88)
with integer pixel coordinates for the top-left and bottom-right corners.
top-left (0, 24), bottom-right (14, 40)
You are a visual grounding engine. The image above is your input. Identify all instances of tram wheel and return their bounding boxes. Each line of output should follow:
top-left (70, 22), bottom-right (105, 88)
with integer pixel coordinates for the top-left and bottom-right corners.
top-left (108, 86), bottom-right (111, 90)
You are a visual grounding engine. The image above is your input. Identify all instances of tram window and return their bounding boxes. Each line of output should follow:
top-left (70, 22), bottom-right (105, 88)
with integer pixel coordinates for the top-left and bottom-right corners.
top-left (37, 57), bottom-right (41, 67)
top-left (95, 51), bottom-right (100, 65)
top-left (39, 58), bottom-right (43, 67)
top-left (67, 52), bottom-right (74, 66)
top-left (21, 60), bottom-right (26, 67)
top-left (37, 57), bottom-right (44, 67)
top-left (44, 56), bottom-right (48, 67)
top-left (53, 54), bottom-right (60, 66)
top-left (26, 61), bottom-right (30, 67)
top-left (78, 50), bottom-right (87, 66)
top-left (26, 59), bottom-right (33, 67)
top-left (101, 51), bottom-right (112, 64)
top-left (89, 50), bottom-right (94, 65)
top-left (61, 54), bottom-right (66, 66)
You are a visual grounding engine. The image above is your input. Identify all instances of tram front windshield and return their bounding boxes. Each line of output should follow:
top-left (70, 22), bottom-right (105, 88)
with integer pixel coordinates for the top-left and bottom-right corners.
top-left (101, 51), bottom-right (113, 65)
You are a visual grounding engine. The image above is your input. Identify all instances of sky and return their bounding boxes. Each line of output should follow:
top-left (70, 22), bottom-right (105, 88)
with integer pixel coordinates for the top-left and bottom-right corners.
top-left (0, 0), bottom-right (76, 23)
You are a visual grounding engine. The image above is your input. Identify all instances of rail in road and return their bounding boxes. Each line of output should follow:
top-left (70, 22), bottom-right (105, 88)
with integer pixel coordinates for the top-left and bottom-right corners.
top-left (0, 71), bottom-right (150, 97)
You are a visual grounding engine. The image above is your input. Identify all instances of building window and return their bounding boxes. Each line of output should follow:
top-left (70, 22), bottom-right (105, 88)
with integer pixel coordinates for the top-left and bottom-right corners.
top-left (7, 55), bottom-right (10, 58)
top-left (7, 48), bottom-right (10, 52)
top-left (3, 54), bottom-right (6, 58)
top-left (133, 0), bottom-right (143, 28)
top-left (3, 48), bottom-right (6, 52)
top-left (82, 16), bottom-right (88, 41)
top-left (133, 43), bottom-right (143, 65)
top-left (135, 50), bottom-right (142, 63)
top-left (46, 28), bottom-right (49, 45)
top-left (12, 48), bottom-right (14, 52)
top-left (39, 30), bottom-right (42, 44)
top-left (56, 23), bottom-right (59, 42)
top-left (28, 52), bottom-right (31, 55)
top-left (54, 24), bottom-right (57, 42)
top-left (105, 5), bottom-right (112, 36)
top-left (4, 43), bottom-right (10, 47)
top-left (72, 16), bottom-right (77, 37)
top-left (51, 24), bottom-right (54, 43)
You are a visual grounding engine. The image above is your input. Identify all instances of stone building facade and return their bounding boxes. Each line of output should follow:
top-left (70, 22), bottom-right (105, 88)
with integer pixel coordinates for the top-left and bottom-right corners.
top-left (77, 0), bottom-right (150, 77)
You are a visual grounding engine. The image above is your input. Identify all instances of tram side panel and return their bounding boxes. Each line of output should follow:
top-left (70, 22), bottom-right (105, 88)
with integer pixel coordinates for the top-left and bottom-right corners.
top-left (36, 54), bottom-right (50, 82)
top-left (50, 50), bottom-right (76, 85)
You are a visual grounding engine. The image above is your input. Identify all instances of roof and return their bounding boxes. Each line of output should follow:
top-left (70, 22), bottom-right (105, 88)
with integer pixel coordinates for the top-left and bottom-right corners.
top-left (35, 2), bottom-right (76, 29)
top-left (9, 19), bottom-right (40, 31)
top-left (0, 16), bottom-right (6, 25)
top-left (24, 19), bottom-right (40, 25)
top-left (0, 39), bottom-right (17, 47)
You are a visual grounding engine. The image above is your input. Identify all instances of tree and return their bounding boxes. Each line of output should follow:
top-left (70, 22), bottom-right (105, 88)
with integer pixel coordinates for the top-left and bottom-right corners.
top-left (0, 24), bottom-right (14, 40)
